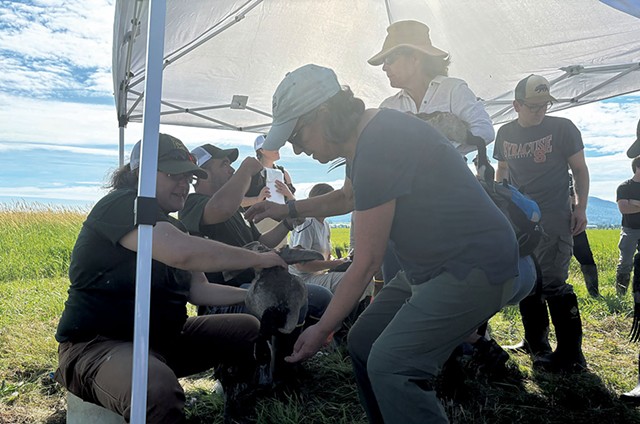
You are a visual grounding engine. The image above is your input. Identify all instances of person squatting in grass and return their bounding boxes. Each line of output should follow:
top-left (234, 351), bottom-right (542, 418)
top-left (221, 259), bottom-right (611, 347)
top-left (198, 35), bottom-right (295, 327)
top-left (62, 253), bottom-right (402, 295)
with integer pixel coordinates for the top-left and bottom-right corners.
top-left (177, 143), bottom-right (333, 385)
top-left (244, 63), bottom-right (521, 424)
top-left (494, 74), bottom-right (590, 373)
top-left (54, 134), bottom-right (286, 423)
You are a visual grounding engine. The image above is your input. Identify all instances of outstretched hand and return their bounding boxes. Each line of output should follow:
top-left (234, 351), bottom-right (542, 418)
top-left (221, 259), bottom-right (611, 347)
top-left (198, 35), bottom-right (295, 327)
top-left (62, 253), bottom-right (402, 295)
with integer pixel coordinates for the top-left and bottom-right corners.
top-left (285, 324), bottom-right (332, 363)
top-left (244, 200), bottom-right (288, 223)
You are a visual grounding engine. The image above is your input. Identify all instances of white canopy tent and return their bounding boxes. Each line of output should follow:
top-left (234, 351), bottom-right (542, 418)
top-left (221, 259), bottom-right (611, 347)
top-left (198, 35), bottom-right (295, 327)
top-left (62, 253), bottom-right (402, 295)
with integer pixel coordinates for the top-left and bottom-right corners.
top-left (114, 0), bottom-right (640, 142)
top-left (111, 1), bottom-right (640, 422)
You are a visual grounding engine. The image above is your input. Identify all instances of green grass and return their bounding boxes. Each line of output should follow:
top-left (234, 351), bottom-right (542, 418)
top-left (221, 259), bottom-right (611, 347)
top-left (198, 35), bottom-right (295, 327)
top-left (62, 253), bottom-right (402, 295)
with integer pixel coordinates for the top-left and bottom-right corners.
top-left (1, 210), bottom-right (640, 423)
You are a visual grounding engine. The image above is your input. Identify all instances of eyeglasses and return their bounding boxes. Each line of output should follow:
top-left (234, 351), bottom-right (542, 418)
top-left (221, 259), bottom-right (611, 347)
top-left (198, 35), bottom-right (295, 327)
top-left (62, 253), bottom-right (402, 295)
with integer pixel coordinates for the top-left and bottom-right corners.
top-left (288, 109), bottom-right (319, 148)
top-left (289, 125), bottom-right (305, 148)
top-left (383, 49), bottom-right (411, 66)
top-left (521, 101), bottom-right (552, 113)
top-left (164, 172), bottom-right (198, 185)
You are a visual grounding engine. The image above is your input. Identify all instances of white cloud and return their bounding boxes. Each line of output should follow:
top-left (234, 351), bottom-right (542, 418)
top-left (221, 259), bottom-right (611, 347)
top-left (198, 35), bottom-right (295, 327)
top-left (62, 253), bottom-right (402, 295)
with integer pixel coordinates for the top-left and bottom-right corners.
top-left (0, 0), bottom-right (114, 97)
top-left (0, 184), bottom-right (107, 202)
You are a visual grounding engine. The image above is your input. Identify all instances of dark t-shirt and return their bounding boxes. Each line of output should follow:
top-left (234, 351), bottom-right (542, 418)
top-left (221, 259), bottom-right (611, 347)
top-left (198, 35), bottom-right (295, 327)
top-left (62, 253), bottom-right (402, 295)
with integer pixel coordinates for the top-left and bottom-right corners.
top-left (55, 189), bottom-right (191, 351)
top-left (493, 116), bottom-right (583, 235)
top-left (350, 109), bottom-right (518, 285)
top-left (180, 193), bottom-right (260, 286)
top-left (617, 179), bottom-right (640, 228)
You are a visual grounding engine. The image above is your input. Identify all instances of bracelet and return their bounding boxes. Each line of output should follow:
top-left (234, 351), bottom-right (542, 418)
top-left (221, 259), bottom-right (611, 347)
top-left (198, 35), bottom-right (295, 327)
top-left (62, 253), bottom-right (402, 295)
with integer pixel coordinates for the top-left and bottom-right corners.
top-left (286, 199), bottom-right (298, 218)
top-left (281, 218), bottom-right (294, 231)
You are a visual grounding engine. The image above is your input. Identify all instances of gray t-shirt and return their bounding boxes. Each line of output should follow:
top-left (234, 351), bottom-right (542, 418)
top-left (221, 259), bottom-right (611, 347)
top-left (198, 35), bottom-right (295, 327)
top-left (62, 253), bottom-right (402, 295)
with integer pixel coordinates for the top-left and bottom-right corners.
top-left (493, 116), bottom-right (583, 235)
top-left (350, 109), bottom-right (518, 285)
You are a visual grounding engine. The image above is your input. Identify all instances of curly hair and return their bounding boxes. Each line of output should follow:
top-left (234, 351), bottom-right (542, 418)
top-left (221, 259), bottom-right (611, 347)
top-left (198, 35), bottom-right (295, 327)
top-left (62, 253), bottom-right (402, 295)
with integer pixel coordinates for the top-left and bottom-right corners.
top-left (315, 86), bottom-right (365, 146)
top-left (419, 52), bottom-right (451, 79)
top-left (107, 164), bottom-right (138, 191)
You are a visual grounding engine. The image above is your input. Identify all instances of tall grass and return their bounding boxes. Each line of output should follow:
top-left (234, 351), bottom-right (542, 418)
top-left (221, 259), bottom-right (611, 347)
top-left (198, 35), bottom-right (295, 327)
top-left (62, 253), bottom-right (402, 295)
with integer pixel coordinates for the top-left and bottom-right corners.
top-left (1, 210), bottom-right (640, 423)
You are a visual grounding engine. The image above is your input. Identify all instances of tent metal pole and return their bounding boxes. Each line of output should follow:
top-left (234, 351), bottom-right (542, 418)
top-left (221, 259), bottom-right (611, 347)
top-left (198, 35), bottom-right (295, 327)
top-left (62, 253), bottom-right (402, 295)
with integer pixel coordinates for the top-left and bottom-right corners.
top-left (130, 0), bottom-right (167, 422)
top-left (119, 125), bottom-right (125, 167)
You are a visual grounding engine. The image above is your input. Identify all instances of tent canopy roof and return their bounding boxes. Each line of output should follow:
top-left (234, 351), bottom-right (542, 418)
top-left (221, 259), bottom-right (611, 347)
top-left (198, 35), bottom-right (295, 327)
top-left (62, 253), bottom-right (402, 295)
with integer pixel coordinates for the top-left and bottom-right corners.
top-left (113, 0), bottom-right (640, 132)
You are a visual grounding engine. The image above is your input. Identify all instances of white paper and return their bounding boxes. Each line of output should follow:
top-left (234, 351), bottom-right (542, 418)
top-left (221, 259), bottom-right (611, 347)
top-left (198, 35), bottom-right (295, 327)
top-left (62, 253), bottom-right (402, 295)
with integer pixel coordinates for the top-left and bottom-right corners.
top-left (265, 168), bottom-right (285, 204)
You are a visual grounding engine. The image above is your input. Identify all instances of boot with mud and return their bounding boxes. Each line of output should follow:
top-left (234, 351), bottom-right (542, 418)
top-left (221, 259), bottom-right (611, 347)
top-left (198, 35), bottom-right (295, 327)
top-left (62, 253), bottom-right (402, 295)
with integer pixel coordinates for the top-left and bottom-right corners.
top-left (617, 273), bottom-right (631, 297)
top-left (534, 293), bottom-right (587, 373)
top-left (580, 264), bottom-right (600, 298)
top-left (504, 294), bottom-right (552, 356)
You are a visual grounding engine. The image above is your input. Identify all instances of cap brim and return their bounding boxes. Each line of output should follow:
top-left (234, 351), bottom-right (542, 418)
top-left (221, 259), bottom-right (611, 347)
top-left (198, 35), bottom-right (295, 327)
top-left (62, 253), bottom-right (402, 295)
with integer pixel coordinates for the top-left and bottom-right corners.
top-left (219, 148), bottom-right (239, 163)
top-left (368, 44), bottom-right (448, 66)
top-left (263, 119), bottom-right (297, 151)
top-left (627, 138), bottom-right (640, 158)
top-left (158, 159), bottom-right (208, 179)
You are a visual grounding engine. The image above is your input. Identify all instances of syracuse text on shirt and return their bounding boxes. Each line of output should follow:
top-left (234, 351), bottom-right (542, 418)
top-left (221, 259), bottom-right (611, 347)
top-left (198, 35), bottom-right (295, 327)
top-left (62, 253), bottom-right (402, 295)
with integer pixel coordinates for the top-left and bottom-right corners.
top-left (502, 134), bottom-right (553, 163)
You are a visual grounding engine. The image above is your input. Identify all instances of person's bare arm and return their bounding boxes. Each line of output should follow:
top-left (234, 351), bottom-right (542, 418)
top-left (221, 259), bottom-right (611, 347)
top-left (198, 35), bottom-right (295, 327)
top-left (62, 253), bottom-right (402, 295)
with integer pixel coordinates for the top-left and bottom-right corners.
top-left (188, 271), bottom-right (248, 306)
top-left (240, 186), bottom-right (270, 208)
top-left (286, 200), bottom-right (394, 363)
top-left (294, 258), bottom-right (349, 273)
top-left (568, 150), bottom-right (589, 235)
top-left (258, 219), bottom-right (295, 248)
top-left (245, 177), bottom-right (354, 223)
top-left (618, 199), bottom-right (640, 214)
top-left (119, 221), bottom-right (286, 272)
top-left (203, 157), bottom-right (264, 225)
top-left (495, 160), bottom-right (509, 183)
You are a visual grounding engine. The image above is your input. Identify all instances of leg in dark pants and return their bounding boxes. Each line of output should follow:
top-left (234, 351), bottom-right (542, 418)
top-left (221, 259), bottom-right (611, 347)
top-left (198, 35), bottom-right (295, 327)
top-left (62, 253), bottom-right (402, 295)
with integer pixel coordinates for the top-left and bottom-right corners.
top-left (573, 231), bottom-right (599, 297)
top-left (348, 273), bottom-right (411, 424)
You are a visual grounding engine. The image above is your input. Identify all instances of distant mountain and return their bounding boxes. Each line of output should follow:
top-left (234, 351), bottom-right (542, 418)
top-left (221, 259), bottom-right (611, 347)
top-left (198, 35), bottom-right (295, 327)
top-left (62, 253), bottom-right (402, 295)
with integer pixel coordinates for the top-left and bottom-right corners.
top-left (587, 196), bottom-right (620, 228)
top-left (328, 197), bottom-right (621, 229)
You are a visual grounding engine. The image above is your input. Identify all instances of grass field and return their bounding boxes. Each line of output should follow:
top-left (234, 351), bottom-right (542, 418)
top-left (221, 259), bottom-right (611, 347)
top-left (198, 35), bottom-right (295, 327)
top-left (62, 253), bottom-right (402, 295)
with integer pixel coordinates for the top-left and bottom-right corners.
top-left (1, 208), bottom-right (640, 423)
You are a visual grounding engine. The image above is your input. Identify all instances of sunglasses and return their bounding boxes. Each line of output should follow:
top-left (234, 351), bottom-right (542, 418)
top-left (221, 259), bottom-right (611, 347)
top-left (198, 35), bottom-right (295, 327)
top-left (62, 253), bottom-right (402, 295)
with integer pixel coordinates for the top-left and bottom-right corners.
top-left (521, 101), bottom-right (552, 113)
top-left (164, 172), bottom-right (198, 185)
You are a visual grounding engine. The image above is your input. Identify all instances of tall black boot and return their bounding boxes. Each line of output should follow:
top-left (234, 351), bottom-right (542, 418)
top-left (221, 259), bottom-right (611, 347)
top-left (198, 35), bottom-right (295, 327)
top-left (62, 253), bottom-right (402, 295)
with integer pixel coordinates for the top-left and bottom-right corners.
top-left (617, 273), bottom-right (631, 297)
top-left (534, 293), bottom-right (587, 373)
top-left (580, 264), bottom-right (600, 298)
top-left (504, 294), bottom-right (552, 356)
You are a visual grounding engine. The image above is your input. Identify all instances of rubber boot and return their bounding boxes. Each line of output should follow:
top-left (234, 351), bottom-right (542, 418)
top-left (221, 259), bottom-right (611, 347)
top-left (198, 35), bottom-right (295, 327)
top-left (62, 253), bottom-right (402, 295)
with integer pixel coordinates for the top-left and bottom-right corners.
top-left (534, 293), bottom-right (587, 373)
top-left (617, 273), bottom-right (631, 297)
top-left (504, 294), bottom-right (552, 356)
top-left (621, 353), bottom-right (640, 403)
top-left (580, 264), bottom-right (600, 298)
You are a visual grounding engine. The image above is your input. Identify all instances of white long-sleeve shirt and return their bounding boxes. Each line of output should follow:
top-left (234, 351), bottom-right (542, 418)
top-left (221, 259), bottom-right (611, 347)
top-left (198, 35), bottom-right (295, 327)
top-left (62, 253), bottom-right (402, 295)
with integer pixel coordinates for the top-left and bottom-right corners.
top-left (380, 76), bottom-right (495, 154)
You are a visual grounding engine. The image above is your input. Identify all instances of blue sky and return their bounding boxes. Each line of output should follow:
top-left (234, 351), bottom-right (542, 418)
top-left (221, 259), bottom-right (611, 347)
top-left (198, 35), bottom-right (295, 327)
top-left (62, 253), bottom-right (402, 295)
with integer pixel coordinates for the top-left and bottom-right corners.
top-left (1, 0), bottom-right (639, 206)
